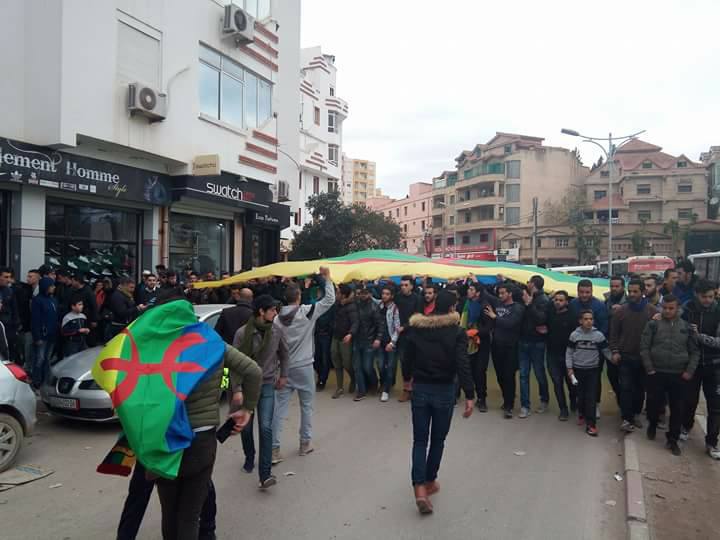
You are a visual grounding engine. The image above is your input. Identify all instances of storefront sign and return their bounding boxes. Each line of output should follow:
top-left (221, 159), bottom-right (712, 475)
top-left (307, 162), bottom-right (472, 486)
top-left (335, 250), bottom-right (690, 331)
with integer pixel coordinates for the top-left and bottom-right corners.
top-left (0, 138), bottom-right (172, 205)
top-left (173, 174), bottom-right (276, 206)
top-left (192, 154), bottom-right (220, 176)
top-left (253, 211), bottom-right (281, 226)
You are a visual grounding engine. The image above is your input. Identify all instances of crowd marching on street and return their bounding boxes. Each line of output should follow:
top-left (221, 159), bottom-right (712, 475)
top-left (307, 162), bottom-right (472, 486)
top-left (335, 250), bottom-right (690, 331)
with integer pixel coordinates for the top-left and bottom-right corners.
top-left (1, 258), bottom-right (720, 538)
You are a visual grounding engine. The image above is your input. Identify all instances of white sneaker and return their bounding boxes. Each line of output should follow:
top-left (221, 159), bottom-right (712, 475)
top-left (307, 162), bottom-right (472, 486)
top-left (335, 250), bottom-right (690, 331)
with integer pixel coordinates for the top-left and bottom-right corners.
top-left (535, 402), bottom-right (548, 414)
top-left (707, 445), bottom-right (720, 460)
top-left (596, 405), bottom-right (601, 419)
top-left (679, 429), bottom-right (690, 442)
top-left (380, 391), bottom-right (389, 402)
top-left (519, 407), bottom-right (531, 419)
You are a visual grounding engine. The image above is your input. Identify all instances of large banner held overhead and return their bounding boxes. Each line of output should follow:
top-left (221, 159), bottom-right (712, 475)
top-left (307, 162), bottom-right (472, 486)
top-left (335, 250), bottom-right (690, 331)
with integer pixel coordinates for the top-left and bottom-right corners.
top-left (199, 250), bottom-right (610, 300)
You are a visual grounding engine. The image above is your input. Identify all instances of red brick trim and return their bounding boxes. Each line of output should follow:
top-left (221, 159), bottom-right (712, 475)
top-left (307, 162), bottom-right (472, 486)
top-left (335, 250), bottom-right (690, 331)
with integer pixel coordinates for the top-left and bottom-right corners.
top-left (301, 88), bottom-right (318, 101)
top-left (239, 155), bottom-right (277, 174)
top-left (246, 142), bottom-right (278, 160)
top-left (306, 159), bottom-right (326, 170)
top-left (239, 45), bottom-right (278, 72)
top-left (308, 61), bottom-right (331, 75)
top-left (252, 36), bottom-right (279, 58)
top-left (252, 130), bottom-right (278, 145)
top-left (254, 22), bottom-right (279, 44)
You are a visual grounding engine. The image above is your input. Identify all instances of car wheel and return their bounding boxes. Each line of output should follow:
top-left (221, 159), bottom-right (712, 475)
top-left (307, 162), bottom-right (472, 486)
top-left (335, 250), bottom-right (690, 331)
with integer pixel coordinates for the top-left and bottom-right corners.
top-left (0, 413), bottom-right (24, 473)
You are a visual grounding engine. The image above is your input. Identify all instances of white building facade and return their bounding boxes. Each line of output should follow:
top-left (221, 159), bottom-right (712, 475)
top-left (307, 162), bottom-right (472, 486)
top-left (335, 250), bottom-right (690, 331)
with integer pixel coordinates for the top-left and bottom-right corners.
top-left (0, 0), bottom-right (300, 277)
top-left (293, 46), bottom-right (349, 229)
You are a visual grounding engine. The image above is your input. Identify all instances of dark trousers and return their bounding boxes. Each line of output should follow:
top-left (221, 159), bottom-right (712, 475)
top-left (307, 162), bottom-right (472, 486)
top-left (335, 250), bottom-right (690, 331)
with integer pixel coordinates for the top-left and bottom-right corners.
top-left (647, 372), bottom-right (687, 443)
top-left (683, 364), bottom-right (720, 447)
top-left (548, 351), bottom-right (577, 412)
top-left (492, 342), bottom-right (518, 410)
top-left (63, 339), bottom-right (87, 358)
top-left (597, 355), bottom-right (621, 405)
top-left (471, 341), bottom-right (491, 400)
top-left (156, 430), bottom-right (217, 540)
top-left (411, 383), bottom-right (455, 486)
top-left (117, 461), bottom-right (216, 540)
top-left (619, 354), bottom-right (645, 422)
top-left (575, 367), bottom-right (600, 427)
top-left (313, 332), bottom-right (332, 385)
top-left (240, 416), bottom-right (256, 465)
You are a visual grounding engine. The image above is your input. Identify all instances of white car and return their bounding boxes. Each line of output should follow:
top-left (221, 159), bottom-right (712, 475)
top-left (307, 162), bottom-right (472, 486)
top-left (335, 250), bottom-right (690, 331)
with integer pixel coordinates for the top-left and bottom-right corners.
top-left (40, 304), bottom-right (233, 422)
top-left (0, 360), bottom-right (37, 472)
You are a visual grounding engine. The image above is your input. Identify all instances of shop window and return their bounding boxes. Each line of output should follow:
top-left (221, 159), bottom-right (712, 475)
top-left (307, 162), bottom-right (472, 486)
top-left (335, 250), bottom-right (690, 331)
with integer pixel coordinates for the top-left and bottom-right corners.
top-left (169, 213), bottom-right (230, 278)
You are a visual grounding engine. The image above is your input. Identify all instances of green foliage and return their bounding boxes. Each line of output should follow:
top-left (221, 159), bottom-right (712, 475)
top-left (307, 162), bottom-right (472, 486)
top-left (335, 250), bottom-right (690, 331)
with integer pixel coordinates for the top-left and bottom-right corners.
top-left (290, 192), bottom-right (402, 260)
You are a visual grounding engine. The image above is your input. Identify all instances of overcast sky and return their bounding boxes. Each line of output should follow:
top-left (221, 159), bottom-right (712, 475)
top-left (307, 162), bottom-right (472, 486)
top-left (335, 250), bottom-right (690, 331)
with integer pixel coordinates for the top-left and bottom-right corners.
top-left (301, 0), bottom-right (719, 198)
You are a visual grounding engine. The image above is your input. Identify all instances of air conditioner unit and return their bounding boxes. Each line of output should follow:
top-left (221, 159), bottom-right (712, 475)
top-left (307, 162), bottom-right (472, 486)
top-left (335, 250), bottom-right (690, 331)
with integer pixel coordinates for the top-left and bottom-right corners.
top-left (277, 180), bottom-right (290, 202)
top-left (498, 206), bottom-right (505, 215)
top-left (222, 4), bottom-right (255, 44)
top-left (128, 83), bottom-right (167, 122)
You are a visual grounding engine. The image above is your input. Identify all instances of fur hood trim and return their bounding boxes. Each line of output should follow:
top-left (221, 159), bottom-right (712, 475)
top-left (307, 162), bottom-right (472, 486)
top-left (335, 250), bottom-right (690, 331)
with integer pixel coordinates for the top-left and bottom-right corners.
top-left (409, 312), bottom-right (460, 329)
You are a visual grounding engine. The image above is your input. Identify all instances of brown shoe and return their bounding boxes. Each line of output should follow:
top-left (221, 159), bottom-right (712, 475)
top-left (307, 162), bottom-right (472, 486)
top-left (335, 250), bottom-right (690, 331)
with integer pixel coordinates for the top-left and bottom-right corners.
top-left (425, 480), bottom-right (440, 496)
top-left (398, 390), bottom-right (412, 403)
top-left (414, 484), bottom-right (433, 514)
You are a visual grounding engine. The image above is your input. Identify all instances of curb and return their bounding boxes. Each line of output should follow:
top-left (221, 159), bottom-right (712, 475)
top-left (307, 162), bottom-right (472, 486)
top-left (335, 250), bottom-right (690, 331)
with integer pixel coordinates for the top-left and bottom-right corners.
top-left (623, 437), bottom-right (649, 540)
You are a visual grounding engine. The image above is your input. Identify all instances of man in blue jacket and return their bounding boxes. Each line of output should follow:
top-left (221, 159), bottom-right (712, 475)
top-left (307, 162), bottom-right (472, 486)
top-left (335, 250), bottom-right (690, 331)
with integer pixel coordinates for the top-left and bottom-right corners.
top-left (31, 277), bottom-right (58, 387)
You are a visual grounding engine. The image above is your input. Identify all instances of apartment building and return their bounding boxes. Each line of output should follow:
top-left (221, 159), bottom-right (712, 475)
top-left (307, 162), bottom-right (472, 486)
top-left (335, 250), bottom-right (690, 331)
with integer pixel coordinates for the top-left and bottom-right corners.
top-left (365, 182), bottom-right (433, 254)
top-left (0, 0), bottom-right (299, 276)
top-left (295, 46), bottom-right (349, 228)
top-left (584, 139), bottom-right (707, 225)
top-left (430, 132), bottom-right (588, 258)
top-left (342, 156), bottom-right (377, 204)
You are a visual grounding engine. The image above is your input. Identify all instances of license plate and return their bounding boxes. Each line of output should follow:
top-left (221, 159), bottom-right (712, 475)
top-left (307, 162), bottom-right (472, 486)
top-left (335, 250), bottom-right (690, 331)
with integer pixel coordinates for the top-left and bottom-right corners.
top-left (48, 396), bottom-right (79, 411)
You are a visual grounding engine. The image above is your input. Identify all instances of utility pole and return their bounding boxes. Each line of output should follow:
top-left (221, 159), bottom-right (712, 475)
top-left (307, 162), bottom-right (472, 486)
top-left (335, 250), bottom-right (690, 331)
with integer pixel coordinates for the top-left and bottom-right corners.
top-left (531, 196), bottom-right (538, 265)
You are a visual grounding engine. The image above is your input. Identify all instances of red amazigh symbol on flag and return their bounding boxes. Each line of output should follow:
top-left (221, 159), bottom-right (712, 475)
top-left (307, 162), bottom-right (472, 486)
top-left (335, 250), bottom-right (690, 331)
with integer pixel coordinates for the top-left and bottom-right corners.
top-left (100, 329), bottom-right (207, 408)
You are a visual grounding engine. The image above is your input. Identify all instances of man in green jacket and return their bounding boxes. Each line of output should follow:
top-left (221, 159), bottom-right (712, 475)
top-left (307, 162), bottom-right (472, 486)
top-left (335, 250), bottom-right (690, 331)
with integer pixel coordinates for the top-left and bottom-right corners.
top-left (640, 294), bottom-right (699, 456)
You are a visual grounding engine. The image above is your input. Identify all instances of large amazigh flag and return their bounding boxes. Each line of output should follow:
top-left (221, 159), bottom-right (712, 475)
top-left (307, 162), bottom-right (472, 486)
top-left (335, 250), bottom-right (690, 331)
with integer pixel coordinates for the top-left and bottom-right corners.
top-left (199, 249), bottom-right (610, 299)
top-left (92, 300), bottom-right (225, 479)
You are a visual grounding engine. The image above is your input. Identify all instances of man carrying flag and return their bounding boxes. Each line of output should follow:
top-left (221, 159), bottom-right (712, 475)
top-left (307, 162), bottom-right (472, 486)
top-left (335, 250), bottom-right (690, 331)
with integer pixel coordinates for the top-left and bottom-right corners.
top-left (93, 296), bottom-right (262, 540)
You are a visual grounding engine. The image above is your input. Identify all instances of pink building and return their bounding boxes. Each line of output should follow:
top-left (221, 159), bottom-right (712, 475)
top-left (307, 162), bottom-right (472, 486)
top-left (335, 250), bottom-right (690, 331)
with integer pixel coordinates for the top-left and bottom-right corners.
top-left (366, 182), bottom-right (433, 254)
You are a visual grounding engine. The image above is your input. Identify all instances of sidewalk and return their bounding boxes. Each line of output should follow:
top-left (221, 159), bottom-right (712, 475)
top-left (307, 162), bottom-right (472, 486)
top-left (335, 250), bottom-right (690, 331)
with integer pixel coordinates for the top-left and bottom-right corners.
top-left (630, 409), bottom-right (720, 540)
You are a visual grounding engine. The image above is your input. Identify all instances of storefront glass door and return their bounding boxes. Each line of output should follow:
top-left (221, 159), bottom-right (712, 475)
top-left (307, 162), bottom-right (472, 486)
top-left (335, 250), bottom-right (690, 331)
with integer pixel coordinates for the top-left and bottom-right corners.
top-left (169, 213), bottom-right (230, 278)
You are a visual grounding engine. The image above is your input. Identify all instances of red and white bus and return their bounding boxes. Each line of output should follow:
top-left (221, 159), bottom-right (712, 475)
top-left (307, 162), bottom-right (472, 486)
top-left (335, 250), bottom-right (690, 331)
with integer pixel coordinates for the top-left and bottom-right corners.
top-left (597, 256), bottom-right (674, 276)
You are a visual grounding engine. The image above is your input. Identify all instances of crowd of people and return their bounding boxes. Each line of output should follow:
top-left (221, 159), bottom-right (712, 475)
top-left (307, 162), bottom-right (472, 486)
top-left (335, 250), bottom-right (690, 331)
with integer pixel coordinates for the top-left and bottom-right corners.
top-left (2, 258), bottom-right (720, 537)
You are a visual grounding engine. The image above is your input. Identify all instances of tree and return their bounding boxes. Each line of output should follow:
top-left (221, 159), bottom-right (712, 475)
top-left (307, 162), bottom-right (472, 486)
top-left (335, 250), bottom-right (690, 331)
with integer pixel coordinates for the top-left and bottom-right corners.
top-left (542, 187), bottom-right (600, 264)
top-left (290, 192), bottom-right (402, 260)
top-left (663, 215), bottom-right (698, 257)
top-left (631, 218), bottom-right (650, 255)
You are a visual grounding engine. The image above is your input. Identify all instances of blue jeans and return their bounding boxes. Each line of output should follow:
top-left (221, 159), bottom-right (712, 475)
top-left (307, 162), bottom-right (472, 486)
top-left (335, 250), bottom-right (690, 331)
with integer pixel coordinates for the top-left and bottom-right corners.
top-left (272, 365), bottom-right (315, 447)
top-left (518, 340), bottom-right (549, 409)
top-left (411, 383), bottom-right (455, 486)
top-left (376, 348), bottom-right (398, 393)
top-left (353, 343), bottom-right (378, 395)
top-left (32, 339), bottom-right (55, 387)
top-left (256, 383), bottom-right (275, 481)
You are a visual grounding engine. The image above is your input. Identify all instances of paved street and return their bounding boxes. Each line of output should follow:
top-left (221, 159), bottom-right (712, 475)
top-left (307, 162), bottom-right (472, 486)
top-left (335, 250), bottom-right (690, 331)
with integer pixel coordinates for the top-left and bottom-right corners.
top-left (4, 376), bottom-right (625, 540)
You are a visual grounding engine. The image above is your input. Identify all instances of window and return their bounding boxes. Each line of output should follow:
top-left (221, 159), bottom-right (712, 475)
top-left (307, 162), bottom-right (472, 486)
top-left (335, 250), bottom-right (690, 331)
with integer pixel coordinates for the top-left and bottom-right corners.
top-left (479, 233), bottom-right (489, 243)
top-left (447, 237), bottom-right (455, 246)
top-left (118, 21), bottom-right (161, 88)
top-left (462, 235), bottom-right (471, 245)
top-left (536, 238), bottom-right (542, 248)
top-left (396, 208), bottom-right (400, 217)
top-left (294, 209), bottom-right (301, 226)
top-left (328, 111), bottom-right (338, 133)
top-left (421, 220), bottom-right (426, 229)
top-left (404, 206), bottom-right (408, 216)
top-left (504, 144), bottom-right (512, 154)
top-left (677, 183), bottom-right (692, 193)
top-left (642, 161), bottom-right (653, 169)
top-left (638, 210), bottom-right (652, 222)
top-left (506, 160), bottom-right (521, 179)
top-left (594, 190), bottom-right (607, 200)
top-left (555, 238), bottom-right (569, 248)
top-left (637, 184), bottom-right (651, 195)
top-left (601, 171), bottom-right (610, 177)
top-left (421, 202), bottom-right (426, 212)
top-left (312, 176), bottom-right (320, 194)
top-left (328, 144), bottom-right (339, 165)
top-left (485, 162), bottom-right (505, 175)
top-left (360, 162), bottom-right (367, 169)
top-left (403, 224), bottom-right (408, 233)
top-left (508, 239), bottom-right (519, 249)
top-left (449, 195), bottom-right (456, 205)
top-left (677, 161), bottom-right (687, 168)
top-left (464, 213), bottom-right (470, 223)
top-left (199, 44), bottom-right (272, 129)
top-left (506, 184), bottom-right (520, 203)
top-left (434, 238), bottom-right (442, 247)
top-left (678, 209), bottom-right (693, 220)
top-left (450, 215), bottom-right (455, 225)
top-left (314, 107), bottom-right (320, 125)
top-left (505, 207), bottom-right (520, 225)
top-left (329, 86), bottom-right (335, 97)
top-left (234, 0), bottom-right (271, 19)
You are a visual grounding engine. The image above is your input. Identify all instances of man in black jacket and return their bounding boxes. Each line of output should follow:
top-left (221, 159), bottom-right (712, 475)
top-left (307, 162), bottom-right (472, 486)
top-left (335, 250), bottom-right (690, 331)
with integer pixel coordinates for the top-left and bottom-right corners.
top-left (403, 290), bottom-right (474, 514)
top-left (395, 275), bottom-right (422, 402)
top-left (0, 267), bottom-right (20, 362)
top-left (214, 288), bottom-right (254, 344)
top-left (353, 285), bottom-right (383, 401)
top-left (682, 279), bottom-right (720, 458)
top-left (518, 275), bottom-right (551, 418)
top-left (547, 291), bottom-right (578, 421)
top-left (107, 278), bottom-right (144, 340)
top-left (331, 284), bottom-right (358, 398)
top-left (484, 283), bottom-right (525, 418)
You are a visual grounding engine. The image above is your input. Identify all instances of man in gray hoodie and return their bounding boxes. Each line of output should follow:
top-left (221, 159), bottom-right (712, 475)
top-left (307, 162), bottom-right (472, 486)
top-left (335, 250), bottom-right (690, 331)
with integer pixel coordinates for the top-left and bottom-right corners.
top-left (272, 267), bottom-right (335, 462)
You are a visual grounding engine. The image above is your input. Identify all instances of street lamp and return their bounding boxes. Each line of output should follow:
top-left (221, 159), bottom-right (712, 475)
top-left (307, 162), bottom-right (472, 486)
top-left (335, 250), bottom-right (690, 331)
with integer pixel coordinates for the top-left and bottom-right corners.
top-left (560, 127), bottom-right (646, 276)
top-left (436, 200), bottom-right (457, 258)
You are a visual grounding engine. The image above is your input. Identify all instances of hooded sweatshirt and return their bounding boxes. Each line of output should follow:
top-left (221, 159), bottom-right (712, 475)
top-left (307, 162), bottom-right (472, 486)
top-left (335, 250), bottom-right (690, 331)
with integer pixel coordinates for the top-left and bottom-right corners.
top-left (276, 277), bottom-right (335, 369)
top-left (31, 277), bottom-right (58, 342)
